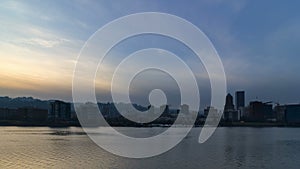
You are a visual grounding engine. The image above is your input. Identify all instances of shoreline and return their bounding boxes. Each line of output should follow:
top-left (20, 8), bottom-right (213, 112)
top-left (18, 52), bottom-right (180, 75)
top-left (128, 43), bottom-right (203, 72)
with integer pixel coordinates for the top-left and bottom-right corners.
top-left (0, 121), bottom-right (300, 128)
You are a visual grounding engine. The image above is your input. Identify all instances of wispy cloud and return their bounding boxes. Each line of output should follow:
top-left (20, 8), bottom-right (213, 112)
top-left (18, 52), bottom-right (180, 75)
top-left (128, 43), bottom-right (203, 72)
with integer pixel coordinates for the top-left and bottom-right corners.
top-left (0, 0), bottom-right (299, 104)
top-left (16, 38), bottom-right (69, 48)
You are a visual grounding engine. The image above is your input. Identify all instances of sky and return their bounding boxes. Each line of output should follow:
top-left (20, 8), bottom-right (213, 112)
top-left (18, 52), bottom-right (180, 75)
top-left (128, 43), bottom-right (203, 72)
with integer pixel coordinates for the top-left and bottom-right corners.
top-left (0, 0), bottom-right (300, 108)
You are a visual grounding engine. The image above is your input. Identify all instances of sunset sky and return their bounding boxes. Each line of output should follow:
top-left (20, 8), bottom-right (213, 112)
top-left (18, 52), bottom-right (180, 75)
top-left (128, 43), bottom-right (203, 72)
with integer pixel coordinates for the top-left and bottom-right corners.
top-left (1, 0), bottom-right (300, 107)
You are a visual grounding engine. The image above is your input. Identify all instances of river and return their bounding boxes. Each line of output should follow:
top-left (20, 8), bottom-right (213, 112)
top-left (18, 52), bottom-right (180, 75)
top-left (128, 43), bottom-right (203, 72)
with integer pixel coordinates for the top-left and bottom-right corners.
top-left (0, 127), bottom-right (299, 169)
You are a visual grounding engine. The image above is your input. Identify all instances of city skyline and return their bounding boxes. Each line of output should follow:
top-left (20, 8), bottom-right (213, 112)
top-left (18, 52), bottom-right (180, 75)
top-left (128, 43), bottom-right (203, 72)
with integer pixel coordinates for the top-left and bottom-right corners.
top-left (1, 89), bottom-right (300, 126)
top-left (0, 89), bottom-right (297, 112)
top-left (1, 1), bottom-right (300, 167)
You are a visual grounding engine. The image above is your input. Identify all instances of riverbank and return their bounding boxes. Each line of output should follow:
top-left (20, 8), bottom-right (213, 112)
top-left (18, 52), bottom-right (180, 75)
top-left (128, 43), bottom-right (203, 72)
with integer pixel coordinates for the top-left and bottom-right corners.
top-left (1, 120), bottom-right (300, 127)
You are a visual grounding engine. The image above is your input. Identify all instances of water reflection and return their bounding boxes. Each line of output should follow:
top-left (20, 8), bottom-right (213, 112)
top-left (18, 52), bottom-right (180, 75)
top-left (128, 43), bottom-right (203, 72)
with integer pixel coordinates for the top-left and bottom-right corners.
top-left (0, 127), bottom-right (299, 169)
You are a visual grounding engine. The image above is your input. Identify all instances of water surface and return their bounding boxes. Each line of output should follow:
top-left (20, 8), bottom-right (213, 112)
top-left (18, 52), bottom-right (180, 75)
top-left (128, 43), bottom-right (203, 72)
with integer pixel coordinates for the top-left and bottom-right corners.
top-left (0, 127), bottom-right (299, 169)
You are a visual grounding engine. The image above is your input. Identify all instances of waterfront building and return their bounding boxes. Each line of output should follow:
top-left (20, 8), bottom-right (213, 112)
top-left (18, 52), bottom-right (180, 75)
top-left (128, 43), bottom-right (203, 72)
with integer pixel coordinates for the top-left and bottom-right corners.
top-left (48, 100), bottom-right (71, 121)
top-left (235, 91), bottom-right (245, 109)
top-left (274, 104), bottom-right (300, 124)
top-left (223, 93), bottom-right (239, 122)
top-left (245, 101), bottom-right (273, 122)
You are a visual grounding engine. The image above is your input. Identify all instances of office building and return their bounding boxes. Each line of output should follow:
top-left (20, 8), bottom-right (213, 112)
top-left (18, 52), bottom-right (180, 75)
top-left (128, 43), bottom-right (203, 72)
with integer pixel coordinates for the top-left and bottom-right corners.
top-left (245, 101), bottom-right (273, 122)
top-left (235, 91), bottom-right (245, 109)
top-left (224, 93), bottom-right (234, 110)
top-left (276, 104), bottom-right (300, 124)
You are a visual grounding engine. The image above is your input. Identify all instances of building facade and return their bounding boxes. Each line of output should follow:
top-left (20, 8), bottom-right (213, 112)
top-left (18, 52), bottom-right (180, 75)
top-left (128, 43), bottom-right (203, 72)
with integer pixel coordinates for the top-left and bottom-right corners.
top-left (245, 101), bottom-right (273, 122)
top-left (235, 91), bottom-right (245, 109)
top-left (223, 93), bottom-right (239, 122)
top-left (0, 107), bottom-right (47, 121)
top-left (48, 100), bottom-right (71, 121)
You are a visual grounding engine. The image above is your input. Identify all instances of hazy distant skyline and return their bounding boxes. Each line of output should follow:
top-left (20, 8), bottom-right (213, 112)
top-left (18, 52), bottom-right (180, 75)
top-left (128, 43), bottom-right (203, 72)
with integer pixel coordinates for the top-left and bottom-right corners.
top-left (1, 0), bottom-right (300, 107)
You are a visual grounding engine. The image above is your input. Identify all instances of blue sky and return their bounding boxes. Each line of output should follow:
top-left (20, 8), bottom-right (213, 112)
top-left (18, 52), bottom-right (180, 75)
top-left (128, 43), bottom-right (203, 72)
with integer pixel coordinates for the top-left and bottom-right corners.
top-left (0, 0), bottom-right (300, 108)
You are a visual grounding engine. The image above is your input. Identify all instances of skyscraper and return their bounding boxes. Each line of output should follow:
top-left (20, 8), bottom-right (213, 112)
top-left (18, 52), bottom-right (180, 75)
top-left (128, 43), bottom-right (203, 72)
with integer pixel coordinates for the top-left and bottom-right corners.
top-left (224, 93), bottom-right (234, 111)
top-left (235, 91), bottom-right (245, 109)
top-left (224, 93), bottom-right (239, 122)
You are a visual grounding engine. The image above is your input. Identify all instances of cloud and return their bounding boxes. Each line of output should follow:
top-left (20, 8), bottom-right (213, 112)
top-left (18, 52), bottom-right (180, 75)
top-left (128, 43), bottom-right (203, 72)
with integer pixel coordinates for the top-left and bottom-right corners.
top-left (17, 38), bottom-right (69, 48)
top-left (0, 0), bottom-right (299, 105)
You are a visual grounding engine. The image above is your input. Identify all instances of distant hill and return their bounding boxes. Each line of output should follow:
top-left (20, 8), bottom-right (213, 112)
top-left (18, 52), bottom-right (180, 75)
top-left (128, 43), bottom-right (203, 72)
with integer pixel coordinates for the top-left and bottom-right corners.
top-left (0, 96), bottom-right (149, 111)
top-left (0, 96), bottom-right (49, 109)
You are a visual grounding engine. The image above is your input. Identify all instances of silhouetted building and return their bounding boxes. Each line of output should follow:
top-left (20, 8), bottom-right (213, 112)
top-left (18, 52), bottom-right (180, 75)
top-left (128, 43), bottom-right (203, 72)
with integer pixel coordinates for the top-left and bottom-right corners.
top-left (0, 108), bottom-right (9, 120)
top-left (235, 91), bottom-right (245, 121)
top-left (276, 104), bottom-right (300, 124)
top-left (0, 107), bottom-right (47, 121)
top-left (285, 104), bottom-right (300, 123)
top-left (204, 106), bottom-right (218, 117)
top-left (245, 101), bottom-right (273, 122)
top-left (48, 100), bottom-right (71, 121)
top-left (274, 105), bottom-right (286, 122)
top-left (235, 91), bottom-right (245, 109)
top-left (223, 93), bottom-right (239, 122)
top-left (223, 110), bottom-right (239, 122)
top-left (18, 107), bottom-right (48, 121)
top-left (224, 94), bottom-right (234, 110)
top-left (0, 108), bottom-right (23, 121)
top-left (0, 108), bottom-right (14, 120)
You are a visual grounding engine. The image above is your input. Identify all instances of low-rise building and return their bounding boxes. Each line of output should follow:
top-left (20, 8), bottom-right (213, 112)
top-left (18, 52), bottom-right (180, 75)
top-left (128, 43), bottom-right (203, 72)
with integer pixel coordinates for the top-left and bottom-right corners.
top-left (275, 104), bottom-right (300, 124)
